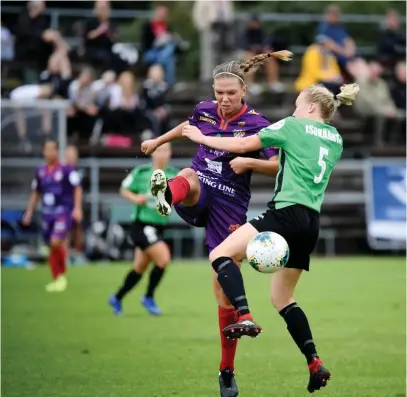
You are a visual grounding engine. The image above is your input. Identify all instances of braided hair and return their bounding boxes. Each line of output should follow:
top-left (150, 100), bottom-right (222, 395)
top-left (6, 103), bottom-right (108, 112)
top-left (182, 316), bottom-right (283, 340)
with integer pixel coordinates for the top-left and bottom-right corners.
top-left (213, 50), bottom-right (293, 85)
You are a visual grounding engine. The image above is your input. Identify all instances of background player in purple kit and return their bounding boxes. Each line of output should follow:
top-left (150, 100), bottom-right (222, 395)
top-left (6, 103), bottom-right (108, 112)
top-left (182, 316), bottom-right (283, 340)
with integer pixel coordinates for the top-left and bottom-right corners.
top-left (142, 50), bottom-right (292, 397)
top-left (23, 139), bottom-right (83, 292)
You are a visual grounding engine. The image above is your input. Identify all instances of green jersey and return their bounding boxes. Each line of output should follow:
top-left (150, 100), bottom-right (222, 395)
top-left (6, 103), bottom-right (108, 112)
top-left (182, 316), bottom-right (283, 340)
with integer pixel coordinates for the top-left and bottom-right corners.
top-left (121, 164), bottom-right (179, 225)
top-left (258, 116), bottom-right (343, 212)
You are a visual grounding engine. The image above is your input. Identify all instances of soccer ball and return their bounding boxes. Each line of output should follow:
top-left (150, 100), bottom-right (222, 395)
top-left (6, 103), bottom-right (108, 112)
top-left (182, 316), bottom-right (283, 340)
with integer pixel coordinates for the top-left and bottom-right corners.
top-left (246, 231), bottom-right (290, 273)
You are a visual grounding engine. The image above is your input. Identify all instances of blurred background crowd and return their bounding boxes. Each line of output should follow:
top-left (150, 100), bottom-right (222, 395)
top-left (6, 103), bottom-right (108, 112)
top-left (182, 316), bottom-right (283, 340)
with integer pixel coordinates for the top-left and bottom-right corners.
top-left (1, 1), bottom-right (406, 262)
top-left (1, 0), bottom-right (405, 152)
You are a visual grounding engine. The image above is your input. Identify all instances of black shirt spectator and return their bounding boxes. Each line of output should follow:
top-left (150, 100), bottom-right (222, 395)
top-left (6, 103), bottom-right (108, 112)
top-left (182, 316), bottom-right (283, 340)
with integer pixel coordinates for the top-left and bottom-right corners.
top-left (378, 10), bottom-right (406, 69)
top-left (83, 1), bottom-right (115, 70)
top-left (241, 15), bottom-right (265, 53)
top-left (14, 1), bottom-right (52, 67)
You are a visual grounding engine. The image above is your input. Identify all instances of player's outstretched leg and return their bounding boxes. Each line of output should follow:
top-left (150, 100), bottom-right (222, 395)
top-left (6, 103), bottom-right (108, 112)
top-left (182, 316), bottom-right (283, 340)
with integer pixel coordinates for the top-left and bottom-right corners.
top-left (273, 269), bottom-right (331, 393)
top-left (150, 169), bottom-right (191, 216)
top-left (212, 256), bottom-right (262, 339)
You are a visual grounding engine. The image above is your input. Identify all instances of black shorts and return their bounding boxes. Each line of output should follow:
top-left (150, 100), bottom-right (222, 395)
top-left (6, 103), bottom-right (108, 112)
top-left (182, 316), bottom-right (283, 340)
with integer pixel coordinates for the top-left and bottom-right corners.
top-left (130, 221), bottom-right (165, 250)
top-left (249, 203), bottom-right (319, 271)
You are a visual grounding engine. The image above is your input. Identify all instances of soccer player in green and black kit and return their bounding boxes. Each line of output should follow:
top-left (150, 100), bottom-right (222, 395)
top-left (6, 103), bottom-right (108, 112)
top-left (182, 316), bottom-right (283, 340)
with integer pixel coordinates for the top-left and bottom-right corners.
top-left (182, 83), bottom-right (359, 394)
top-left (109, 143), bottom-right (178, 316)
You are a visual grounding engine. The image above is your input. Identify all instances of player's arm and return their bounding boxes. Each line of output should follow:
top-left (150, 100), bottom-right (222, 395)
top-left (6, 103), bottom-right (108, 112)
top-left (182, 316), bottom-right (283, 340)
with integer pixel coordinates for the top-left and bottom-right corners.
top-left (245, 156), bottom-right (279, 176)
top-left (120, 170), bottom-right (147, 206)
top-left (69, 170), bottom-right (83, 222)
top-left (183, 125), bottom-right (262, 153)
top-left (23, 177), bottom-right (41, 225)
top-left (141, 121), bottom-right (188, 155)
top-left (23, 191), bottom-right (40, 225)
top-left (156, 121), bottom-right (188, 146)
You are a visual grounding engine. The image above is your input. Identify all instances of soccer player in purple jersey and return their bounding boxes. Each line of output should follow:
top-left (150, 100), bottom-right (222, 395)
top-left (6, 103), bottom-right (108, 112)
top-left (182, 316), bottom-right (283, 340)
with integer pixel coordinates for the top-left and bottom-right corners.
top-left (142, 50), bottom-right (292, 397)
top-left (22, 139), bottom-right (83, 292)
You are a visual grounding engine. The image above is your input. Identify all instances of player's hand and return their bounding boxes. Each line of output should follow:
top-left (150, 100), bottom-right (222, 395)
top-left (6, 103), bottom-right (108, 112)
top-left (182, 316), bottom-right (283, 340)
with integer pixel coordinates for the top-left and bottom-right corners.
top-left (22, 211), bottom-right (32, 226)
top-left (72, 207), bottom-right (83, 223)
top-left (182, 125), bottom-right (204, 144)
top-left (141, 139), bottom-right (159, 155)
top-left (230, 157), bottom-right (250, 175)
top-left (135, 195), bottom-right (148, 205)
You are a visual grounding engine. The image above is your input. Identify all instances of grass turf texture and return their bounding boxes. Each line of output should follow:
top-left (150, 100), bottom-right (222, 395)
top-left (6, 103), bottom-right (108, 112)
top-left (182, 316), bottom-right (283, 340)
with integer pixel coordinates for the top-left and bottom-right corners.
top-left (2, 257), bottom-right (405, 397)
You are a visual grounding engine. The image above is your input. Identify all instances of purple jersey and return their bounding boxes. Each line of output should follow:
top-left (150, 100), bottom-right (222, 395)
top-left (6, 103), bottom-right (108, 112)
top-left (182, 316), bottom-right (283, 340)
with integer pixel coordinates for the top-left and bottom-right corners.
top-left (32, 163), bottom-right (80, 215)
top-left (188, 100), bottom-right (278, 211)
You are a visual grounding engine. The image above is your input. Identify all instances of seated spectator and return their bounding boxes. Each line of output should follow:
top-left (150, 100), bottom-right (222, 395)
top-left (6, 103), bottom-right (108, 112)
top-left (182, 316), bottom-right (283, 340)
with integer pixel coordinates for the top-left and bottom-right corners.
top-left (92, 70), bottom-right (117, 109)
top-left (316, 4), bottom-right (367, 80)
top-left (354, 61), bottom-right (397, 118)
top-left (1, 21), bottom-right (14, 61)
top-left (67, 67), bottom-right (98, 141)
top-left (15, 1), bottom-right (68, 70)
top-left (83, 0), bottom-right (116, 70)
top-left (106, 71), bottom-right (152, 138)
top-left (391, 62), bottom-right (406, 111)
top-left (355, 61), bottom-right (405, 144)
top-left (142, 4), bottom-right (187, 86)
top-left (295, 43), bottom-right (343, 93)
top-left (9, 53), bottom-right (73, 152)
top-left (378, 10), bottom-right (406, 70)
top-left (241, 14), bottom-right (284, 93)
top-left (141, 64), bottom-right (170, 135)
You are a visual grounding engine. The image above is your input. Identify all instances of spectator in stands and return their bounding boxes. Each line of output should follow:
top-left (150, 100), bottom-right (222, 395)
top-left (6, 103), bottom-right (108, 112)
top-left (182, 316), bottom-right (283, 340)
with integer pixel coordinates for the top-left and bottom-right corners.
top-left (67, 67), bottom-right (98, 141)
top-left (84, 0), bottom-right (116, 70)
top-left (354, 61), bottom-right (397, 118)
top-left (142, 4), bottom-right (188, 86)
top-left (15, 1), bottom-right (68, 70)
top-left (141, 64), bottom-right (170, 135)
top-left (241, 14), bottom-right (284, 94)
top-left (391, 62), bottom-right (406, 111)
top-left (106, 71), bottom-right (152, 138)
top-left (9, 52), bottom-right (73, 152)
top-left (377, 10), bottom-right (406, 70)
top-left (295, 43), bottom-right (343, 93)
top-left (316, 4), bottom-right (367, 80)
top-left (1, 22), bottom-right (14, 61)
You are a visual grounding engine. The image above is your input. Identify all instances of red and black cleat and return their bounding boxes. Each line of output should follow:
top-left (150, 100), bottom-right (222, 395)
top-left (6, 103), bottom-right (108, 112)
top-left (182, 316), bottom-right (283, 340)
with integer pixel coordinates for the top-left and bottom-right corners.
top-left (222, 315), bottom-right (262, 340)
top-left (307, 357), bottom-right (331, 393)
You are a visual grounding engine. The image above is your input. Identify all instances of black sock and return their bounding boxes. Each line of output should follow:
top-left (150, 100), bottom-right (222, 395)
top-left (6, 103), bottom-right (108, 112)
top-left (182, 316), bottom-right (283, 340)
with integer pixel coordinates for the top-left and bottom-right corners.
top-left (116, 270), bottom-right (142, 301)
top-left (279, 302), bottom-right (318, 363)
top-left (212, 257), bottom-right (250, 316)
top-left (145, 266), bottom-right (165, 298)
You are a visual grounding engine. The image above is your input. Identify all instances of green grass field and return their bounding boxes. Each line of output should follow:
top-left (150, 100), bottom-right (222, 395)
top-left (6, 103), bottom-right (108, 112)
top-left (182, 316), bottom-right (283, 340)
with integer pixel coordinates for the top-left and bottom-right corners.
top-left (2, 257), bottom-right (406, 397)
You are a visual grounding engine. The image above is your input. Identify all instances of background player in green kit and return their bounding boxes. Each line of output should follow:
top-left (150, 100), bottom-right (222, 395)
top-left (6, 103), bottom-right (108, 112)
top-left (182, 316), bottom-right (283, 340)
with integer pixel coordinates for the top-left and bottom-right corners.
top-left (109, 143), bottom-right (178, 316)
top-left (182, 83), bottom-right (360, 394)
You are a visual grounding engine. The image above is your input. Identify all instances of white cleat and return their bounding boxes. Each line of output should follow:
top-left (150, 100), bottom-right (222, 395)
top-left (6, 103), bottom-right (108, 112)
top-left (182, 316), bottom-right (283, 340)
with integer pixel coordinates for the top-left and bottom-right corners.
top-left (150, 169), bottom-right (172, 216)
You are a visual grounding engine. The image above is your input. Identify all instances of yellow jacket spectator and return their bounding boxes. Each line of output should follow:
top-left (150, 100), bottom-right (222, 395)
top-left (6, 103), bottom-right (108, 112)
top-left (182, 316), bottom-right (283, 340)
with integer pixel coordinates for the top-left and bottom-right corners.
top-left (295, 44), bottom-right (342, 92)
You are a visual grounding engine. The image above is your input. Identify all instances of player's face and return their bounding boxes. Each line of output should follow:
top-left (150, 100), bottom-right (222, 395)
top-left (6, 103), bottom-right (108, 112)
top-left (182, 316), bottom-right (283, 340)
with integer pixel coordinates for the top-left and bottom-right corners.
top-left (293, 92), bottom-right (316, 119)
top-left (43, 142), bottom-right (59, 164)
top-left (213, 78), bottom-right (246, 116)
top-left (152, 144), bottom-right (171, 166)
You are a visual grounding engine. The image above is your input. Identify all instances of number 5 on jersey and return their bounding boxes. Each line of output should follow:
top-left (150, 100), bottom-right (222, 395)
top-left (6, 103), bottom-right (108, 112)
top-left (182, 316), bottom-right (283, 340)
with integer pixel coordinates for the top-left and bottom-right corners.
top-left (314, 147), bottom-right (329, 184)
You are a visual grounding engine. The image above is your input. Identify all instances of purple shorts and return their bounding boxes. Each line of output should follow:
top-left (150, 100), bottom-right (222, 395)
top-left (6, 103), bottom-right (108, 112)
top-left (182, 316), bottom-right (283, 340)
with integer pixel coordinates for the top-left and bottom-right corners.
top-left (174, 181), bottom-right (247, 252)
top-left (42, 212), bottom-right (73, 244)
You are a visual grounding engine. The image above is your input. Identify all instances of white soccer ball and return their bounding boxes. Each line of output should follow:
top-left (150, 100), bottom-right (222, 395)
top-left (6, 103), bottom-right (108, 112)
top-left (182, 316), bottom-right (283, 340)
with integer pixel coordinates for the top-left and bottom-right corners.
top-left (246, 231), bottom-right (290, 273)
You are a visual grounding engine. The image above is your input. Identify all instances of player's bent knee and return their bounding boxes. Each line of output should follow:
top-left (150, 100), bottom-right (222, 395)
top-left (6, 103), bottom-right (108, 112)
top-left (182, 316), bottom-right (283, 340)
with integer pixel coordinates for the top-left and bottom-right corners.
top-left (50, 239), bottom-right (63, 248)
top-left (178, 168), bottom-right (197, 183)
